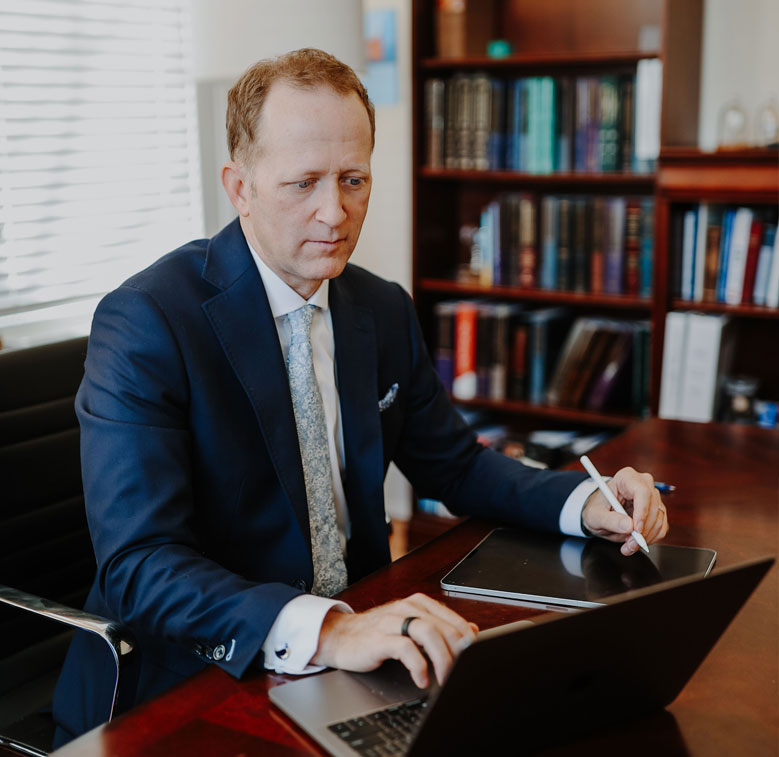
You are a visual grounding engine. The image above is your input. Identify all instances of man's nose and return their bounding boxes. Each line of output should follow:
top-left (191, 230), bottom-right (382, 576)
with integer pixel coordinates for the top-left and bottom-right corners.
top-left (316, 182), bottom-right (347, 227)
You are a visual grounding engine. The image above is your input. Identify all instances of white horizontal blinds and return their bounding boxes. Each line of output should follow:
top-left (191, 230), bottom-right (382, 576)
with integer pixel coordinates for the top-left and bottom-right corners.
top-left (0, 0), bottom-right (203, 315)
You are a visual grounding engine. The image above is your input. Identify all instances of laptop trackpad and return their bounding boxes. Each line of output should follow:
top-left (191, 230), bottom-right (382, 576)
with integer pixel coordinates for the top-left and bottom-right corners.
top-left (270, 660), bottom-right (427, 726)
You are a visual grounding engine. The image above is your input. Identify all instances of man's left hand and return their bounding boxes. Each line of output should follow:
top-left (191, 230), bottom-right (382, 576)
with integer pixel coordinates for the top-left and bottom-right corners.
top-left (581, 467), bottom-right (669, 556)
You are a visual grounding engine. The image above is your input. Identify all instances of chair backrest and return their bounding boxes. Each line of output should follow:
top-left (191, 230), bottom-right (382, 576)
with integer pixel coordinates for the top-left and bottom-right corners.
top-left (0, 336), bottom-right (93, 726)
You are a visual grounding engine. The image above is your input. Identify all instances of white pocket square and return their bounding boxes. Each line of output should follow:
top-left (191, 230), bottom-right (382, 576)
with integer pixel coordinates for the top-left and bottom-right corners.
top-left (378, 383), bottom-right (399, 412)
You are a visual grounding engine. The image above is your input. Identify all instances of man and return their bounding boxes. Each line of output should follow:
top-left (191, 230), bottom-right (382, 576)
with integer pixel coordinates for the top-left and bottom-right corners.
top-left (53, 48), bottom-right (668, 740)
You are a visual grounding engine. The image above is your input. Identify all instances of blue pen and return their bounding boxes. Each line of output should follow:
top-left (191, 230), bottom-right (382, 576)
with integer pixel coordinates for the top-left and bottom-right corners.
top-left (654, 482), bottom-right (676, 493)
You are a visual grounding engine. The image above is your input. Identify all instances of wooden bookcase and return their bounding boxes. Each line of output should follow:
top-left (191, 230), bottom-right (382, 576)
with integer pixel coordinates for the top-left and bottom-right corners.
top-left (410, 0), bottom-right (777, 431)
top-left (653, 148), bottom-right (779, 409)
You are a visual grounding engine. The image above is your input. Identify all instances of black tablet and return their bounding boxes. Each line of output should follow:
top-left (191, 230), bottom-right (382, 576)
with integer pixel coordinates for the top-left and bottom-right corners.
top-left (441, 528), bottom-right (717, 609)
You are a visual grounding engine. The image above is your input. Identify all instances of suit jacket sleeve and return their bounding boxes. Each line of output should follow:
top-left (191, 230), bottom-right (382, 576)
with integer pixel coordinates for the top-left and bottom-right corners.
top-left (389, 286), bottom-right (588, 533)
top-left (77, 284), bottom-right (303, 680)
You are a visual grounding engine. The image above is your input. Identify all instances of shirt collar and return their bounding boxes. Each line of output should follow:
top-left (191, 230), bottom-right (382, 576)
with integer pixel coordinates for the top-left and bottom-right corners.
top-left (246, 240), bottom-right (329, 319)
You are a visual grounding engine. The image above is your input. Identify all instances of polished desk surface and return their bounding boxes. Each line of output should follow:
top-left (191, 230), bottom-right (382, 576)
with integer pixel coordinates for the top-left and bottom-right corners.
top-left (53, 419), bottom-right (779, 756)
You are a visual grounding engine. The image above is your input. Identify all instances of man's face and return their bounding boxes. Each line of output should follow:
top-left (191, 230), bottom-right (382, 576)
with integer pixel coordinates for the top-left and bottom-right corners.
top-left (236, 82), bottom-right (373, 299)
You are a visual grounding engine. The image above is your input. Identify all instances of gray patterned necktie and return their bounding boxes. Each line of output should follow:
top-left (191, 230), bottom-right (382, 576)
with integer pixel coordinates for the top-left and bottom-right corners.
top-left (285, 304), bottom-right (348, 597)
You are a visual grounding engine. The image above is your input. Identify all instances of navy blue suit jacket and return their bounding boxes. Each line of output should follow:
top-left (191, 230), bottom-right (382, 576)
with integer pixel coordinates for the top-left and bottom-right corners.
top-left (53, 219), bottom-right (586, 738)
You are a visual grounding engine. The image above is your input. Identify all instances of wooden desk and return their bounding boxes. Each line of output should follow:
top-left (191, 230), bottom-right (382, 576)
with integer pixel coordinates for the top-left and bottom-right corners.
top-left (52, 419), bottom-right (779, 756)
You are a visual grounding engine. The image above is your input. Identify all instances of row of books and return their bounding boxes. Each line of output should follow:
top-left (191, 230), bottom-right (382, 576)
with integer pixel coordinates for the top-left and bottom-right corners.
top-left (465, 193), bottom-right (653, 297)
top-left (424, 60), bottom-right (661, 175)
top-left (673, 204), bottom-right (779, 308)
top-left (434, 301), bottom-right (651, 417)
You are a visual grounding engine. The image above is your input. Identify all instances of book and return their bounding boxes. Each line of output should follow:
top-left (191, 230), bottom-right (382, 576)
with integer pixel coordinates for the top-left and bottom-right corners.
top-left (475, 303), bottom-right (493, 397)
top-left (603, 197), bottom-right (626, 294)
top-left (571, 197), bottom-right (589, 292)
top-left (658, 311), bottom-right (689, 420)
top-left (631, 320), bottom-right (651, 417)
top-left (598, 75), bottom-right (620, 172)
top-left (589, 196), bottom-right (606, 294)
top-left (680, 209), bottom-right (698, 301)
top-left (517, 194), bottom-right (537, 288)
top-left (444, 78), bottom-right (457, 169)
top-left (639, 197), bottom-right (654, 298)
top-left (623, 198), bottom-right (642, 296)
top-left (716, 209), bottom-right (735, 303)
top-left (633, 58), bottom-right (661, 172)
top-left (433, 300), bottom-right (457, 391)
top-left (472, 73), bottom-right (491, 171)
top-left (546, 318), bottom-right (599, 407)
top-left (524, 307), bottom-right (570, 404)
top-left (538, 76), bottom-right (556, 174)
top-left (425, 78), bottom-right (445, 168)
top-left (509, 321), bottom-right (529, 400)
top-left (539, 196), bottom-right (558, 290)
top-left (452, 300), bottom-right (478, 399)
top-left (567, 323), bottom-right (618, 408)
top-left (488, 304), bottom-right (516, 401)
top-left (487, 78), bottom-right (506, 171)
top-left (724, 207), bottom-right (754, 305)
top-left (765, 222), bottom-right (779, 308)
top-left (555, 76), bottom-right (574, 173)
top-left (740, 218), bottom-right (765, 304)
top-left (453, 73), bottom-right (474, 169)
top-left (692, 203), bottom-right (708, 302)
top-left (702, 206), bottom-right (723, 303)
top-left (677, 314), bottom-right (735, 423)
top-left (557, 197), bottom-right (572, 290)
top-left (584, 324), bottom-right (634, 411)
top-left (753, 225), bottom-right (777, 306)
top-left (618, 74), bottom-right (634, 173)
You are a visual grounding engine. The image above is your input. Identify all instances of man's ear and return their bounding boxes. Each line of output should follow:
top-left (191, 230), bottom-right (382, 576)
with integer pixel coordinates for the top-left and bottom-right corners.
top-left (222, 161), bottom-right (251, 217)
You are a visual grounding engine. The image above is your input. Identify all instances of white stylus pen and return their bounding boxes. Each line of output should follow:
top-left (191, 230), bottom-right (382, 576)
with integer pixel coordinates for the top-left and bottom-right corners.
top-left (579, 455), bottom-right (650, 554)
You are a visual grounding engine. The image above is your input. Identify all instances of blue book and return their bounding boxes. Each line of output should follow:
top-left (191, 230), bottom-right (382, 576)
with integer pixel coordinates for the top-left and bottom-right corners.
top-left (716, 209), bottom-right (735, 302)
top-left (639, 198), bottom-right (654, 297)
top-left (487, 79), bottom-right (506, 171)
top-left (524, 307), bottom-right (569, 404)
top-left (753, 225), bottom-right (777, 306)
top-left (506, 79), bottom-right (524, 171)
top-left (540, 196), bottom-right (559, 290)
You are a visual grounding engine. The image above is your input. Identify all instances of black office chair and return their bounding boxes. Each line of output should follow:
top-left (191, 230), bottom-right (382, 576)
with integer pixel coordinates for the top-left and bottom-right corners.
top-left (0, 337), bottom-right (135, 755)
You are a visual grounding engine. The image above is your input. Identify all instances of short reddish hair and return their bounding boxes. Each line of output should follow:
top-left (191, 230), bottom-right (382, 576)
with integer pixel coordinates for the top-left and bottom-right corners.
top-left (226, 47), bottom-right (375, 164)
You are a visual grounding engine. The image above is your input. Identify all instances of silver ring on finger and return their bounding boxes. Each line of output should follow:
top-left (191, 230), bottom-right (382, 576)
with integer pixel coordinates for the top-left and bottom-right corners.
top-left (401, 616), bottom-right (419, 637)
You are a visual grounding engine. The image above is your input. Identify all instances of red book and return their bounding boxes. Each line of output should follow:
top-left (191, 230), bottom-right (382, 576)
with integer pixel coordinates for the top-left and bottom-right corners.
top-left (741, 220), bottom-right (764, 304)
top-left (452, 301), bottom-right (478, 399)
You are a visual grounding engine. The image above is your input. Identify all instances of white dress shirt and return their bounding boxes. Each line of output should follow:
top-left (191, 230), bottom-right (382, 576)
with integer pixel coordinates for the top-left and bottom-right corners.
top-left (248, 243), bottom-right (597, 675)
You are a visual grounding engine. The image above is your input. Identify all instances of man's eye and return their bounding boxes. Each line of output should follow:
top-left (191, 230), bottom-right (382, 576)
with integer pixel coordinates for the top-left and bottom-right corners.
top-left (297, 180), bottom-right (313, 189)
top-left (345, 177), bottom-right (363, 187)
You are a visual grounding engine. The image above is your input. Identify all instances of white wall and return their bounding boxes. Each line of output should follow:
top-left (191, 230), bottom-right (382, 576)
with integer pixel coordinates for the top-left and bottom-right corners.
top-left (699, 0), bottom-right (779, 151)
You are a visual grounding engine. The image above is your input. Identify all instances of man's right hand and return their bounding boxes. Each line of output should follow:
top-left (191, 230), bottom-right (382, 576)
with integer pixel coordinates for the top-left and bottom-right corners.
top-left (310, 593), bottom-right (478, 688)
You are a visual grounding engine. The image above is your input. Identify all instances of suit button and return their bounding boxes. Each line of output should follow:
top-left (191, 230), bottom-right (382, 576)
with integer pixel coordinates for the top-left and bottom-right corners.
top-left (294, 579), bottom-right (308, 591)
top-left (213, 644), bottom-right (226, 661)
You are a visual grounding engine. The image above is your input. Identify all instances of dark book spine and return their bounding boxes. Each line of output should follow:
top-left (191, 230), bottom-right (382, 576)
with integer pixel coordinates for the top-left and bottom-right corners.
top-left (487, 78), bottom-right (506, 171)
top-left (590, 197), bottom-right (605, 295)
top-left (702, 209), bottom-right (723, 303)
top-left (598, 75), bottom-right (620, 172)
top-left (433, 301), bottom-right (456, 391)
top-left (557, 198), bottom-right (572, 289)
top-left (619, 75), bottom-right (634, 172)
top-left (572, 197), bottom-right (589, 292)
top-left (475, 304), bottom-right (493, 397)
top-left (555, 76), bottom-right (573, 173)
top-left (509, 323), bottom-right (528, 400)
top-left (741, 219), bottom-right (765, 304)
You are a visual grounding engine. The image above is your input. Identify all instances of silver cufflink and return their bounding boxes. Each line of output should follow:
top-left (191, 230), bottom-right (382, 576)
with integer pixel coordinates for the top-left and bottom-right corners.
top-left (275, 643), bottom-right (290, 660)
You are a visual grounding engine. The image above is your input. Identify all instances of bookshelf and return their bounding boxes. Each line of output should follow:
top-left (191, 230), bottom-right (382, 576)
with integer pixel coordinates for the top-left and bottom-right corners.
top-left (407, 0), bottom-right (777, 545)
top-left (653, 147), bottom-right (779, 413)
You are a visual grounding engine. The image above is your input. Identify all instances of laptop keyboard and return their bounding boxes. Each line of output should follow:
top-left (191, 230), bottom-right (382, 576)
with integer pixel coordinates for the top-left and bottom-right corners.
top-left (327, 697), bottom-right (429, 755)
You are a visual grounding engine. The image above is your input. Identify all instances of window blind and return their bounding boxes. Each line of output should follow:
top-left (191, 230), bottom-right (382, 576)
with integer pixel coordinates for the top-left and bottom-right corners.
top-left (0, 0), bottom-right (203, 328)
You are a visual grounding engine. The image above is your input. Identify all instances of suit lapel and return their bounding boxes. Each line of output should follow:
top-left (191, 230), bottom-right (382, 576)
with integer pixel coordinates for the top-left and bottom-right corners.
top-left (330, 277), bottom-right (387, 566)
top-left (200, 220), bottom-right (311, 546)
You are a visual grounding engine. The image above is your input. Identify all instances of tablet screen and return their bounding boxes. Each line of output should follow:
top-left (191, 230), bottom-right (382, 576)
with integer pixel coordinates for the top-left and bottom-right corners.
top-left (441, 528), bottom-right (717, 608)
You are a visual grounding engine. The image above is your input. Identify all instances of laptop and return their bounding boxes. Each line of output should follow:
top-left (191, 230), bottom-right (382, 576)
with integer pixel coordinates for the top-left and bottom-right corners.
top-left (440, 528), bottom-right (718, 609)
top-left (269, 556), bottom-right (773, 756)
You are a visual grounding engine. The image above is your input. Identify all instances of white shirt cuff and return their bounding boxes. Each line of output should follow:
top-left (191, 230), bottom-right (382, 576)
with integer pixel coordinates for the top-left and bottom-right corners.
top-left (261, 594), bottom-right (353, 675)
top-left (558, 477), bottom-right (605, 537)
